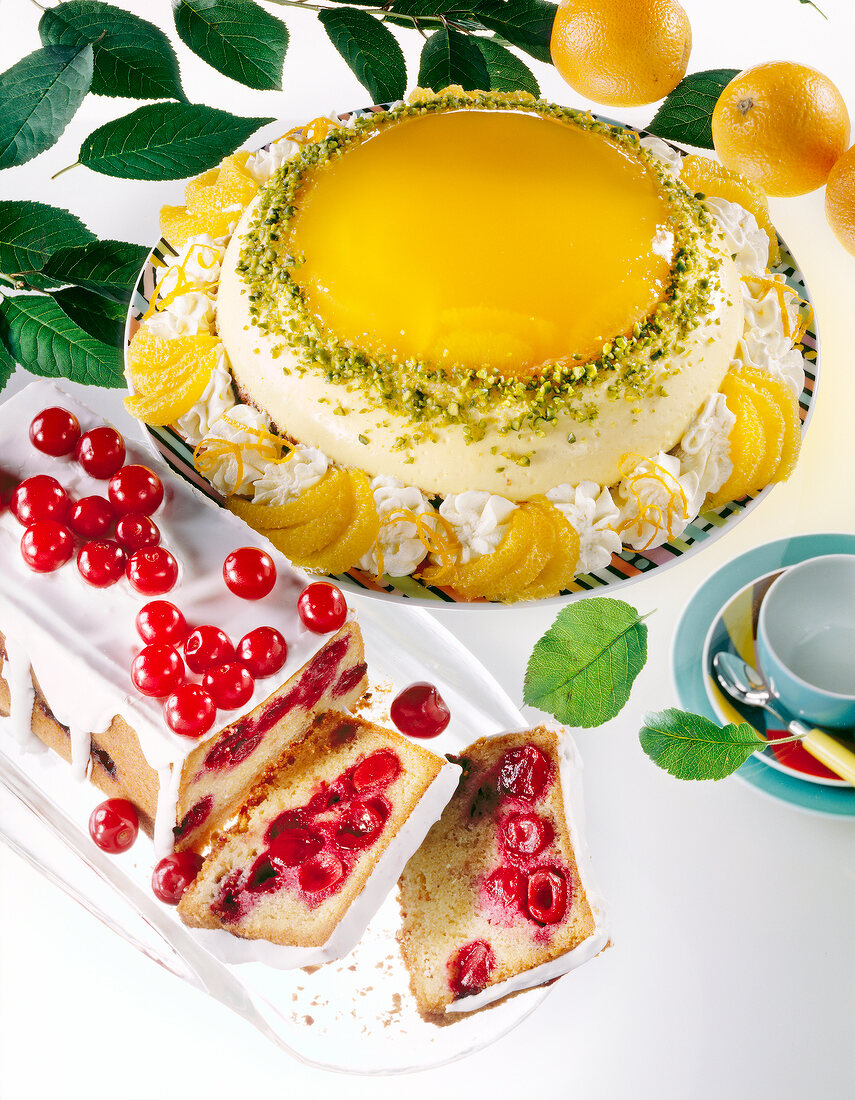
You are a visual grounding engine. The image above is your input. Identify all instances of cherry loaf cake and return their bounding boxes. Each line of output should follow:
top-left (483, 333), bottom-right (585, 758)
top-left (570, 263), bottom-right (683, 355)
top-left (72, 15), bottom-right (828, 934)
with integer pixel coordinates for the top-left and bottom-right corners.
top-left (0, 381), bottom-right (367, 857)
top-left (398, 726), bottom-right (608, 1018)
top-left (178, 711), bottom-right (460, 966)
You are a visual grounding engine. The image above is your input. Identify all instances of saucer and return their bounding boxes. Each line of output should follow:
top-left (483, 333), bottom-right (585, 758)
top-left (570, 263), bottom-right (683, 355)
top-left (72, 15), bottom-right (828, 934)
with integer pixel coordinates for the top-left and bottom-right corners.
top-left (702, 570), bottom-right (851, 787)
top-left (672, 533), bottom-right (855, 818)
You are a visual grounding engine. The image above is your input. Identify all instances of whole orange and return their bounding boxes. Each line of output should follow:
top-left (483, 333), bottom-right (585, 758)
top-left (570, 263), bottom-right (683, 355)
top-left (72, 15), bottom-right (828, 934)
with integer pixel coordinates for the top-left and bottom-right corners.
top-left (711, 61), bottom-right (850, 197)
top-left (550, 0), bottom-right (691, 108)
top-left (825, 143), bottom-right (855, 256)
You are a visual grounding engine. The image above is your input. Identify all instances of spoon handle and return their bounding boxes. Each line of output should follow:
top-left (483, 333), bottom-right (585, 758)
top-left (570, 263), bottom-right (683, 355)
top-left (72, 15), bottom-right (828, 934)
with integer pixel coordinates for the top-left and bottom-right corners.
top-left (802, 730), bottom-right (855, 786)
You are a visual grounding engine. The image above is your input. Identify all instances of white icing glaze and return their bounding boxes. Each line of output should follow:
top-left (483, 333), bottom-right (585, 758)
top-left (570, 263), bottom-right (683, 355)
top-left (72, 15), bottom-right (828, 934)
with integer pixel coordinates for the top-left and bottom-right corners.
top-left (252, 444), bottom-right (328, 507)
top-left (448, 724), bottom-right (609, 1013)
top-left (546, 482), bottom-right (621, 574)
top-left (358, 475), bottom-right (437, 577)
top-left (0, 381), bottom-right (340, 855)
top-left (2, 637), bottom-right (41, 754)
top-left (436, 491), bottom-right (516, 565)
top-left (187, 756), bottom-right (461, 968)
top-left (174, 350), bottom-right (236, 446)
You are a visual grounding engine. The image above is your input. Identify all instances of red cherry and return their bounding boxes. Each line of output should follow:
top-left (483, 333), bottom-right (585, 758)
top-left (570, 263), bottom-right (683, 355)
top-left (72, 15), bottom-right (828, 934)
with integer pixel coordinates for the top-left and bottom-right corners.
top-left (115, 513), bottom-right (160, 551)
top-left (29, 407), bottom-right (81, 456)
top-left (136, 600), bottom-right (187, 646)
top-left (11, 475), bottom-right (70, 526)
top-left (351, 750), bottom-right (401, 793)
top-left (70, 495), bottom-right (116, 539)
top-left (268, 826), bottom-right (324, 867)
top-left (20, 521), bottom-right (74, 572)
top-left (108, 464), bottom-right (163, 516)
top-left (236, 626), bottom-right (287, 678)
top-left (297, 582), bottom-right (347, 633)
top-left (184, 625), bottom-right (235, 674)
top-left (390, 682), bottom-right (451, 739)
top-left (449, 940), bottom-right (496, 998)
top-left (75, 426), bottom-right (126, 479)
top-left (483, 866), bottom-right (526, 909)
top-left (501, 813), bottom-right (552, 857)
top-left (126, 546), bottom-right (178, 596)
top-left (335, 797), bottom-right (389, 850)
top-left (298, 850), bottom-right (344, 894)
top-left (89, 798), bottom-right (139, 854)
top-left (77, 540), bottom-right (127, 588)
top-left (151, 851), bottom-right (204, 905)
top-left (164, 684), bottom-right (217, 738)
top-left (498, 744), bottom-right (552, 802)
top-left (525, 867), bottom-right (569, 925)
top-left (223, 546), bottom-right (276, 600)
top-left (131, 643), bottom-right (185, 698)
top-left (264, 808), bottom-right (307, 844)
top-left (201, 662), bottom-right (254, 710)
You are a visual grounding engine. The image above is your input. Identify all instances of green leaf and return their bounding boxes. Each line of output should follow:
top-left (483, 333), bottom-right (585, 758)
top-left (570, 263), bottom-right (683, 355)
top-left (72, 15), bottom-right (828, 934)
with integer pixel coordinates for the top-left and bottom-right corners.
top-left (476, 0), bottom-right (557, 64)
top-left (0, 335), bottom-right (15, 394)
top-left (0, 45), bottom-right (93, 170)
top-left (388, 0), bottom-right (476, 14)
top-left (79, 102), bottom-right (275, 180)
top-left (42, 239), bottom-right (149, 304)
top-left (417, 27), bottom-right (490, 92)
top-left (173, 0), bottom-right (289, 92)
top-left (799, 0), bottom-right (826, 17)
top-left (319, 8), bottom-right (407, 104)
top-left (0, 201), bottom-right (95, 290)
top-left (51, 286), bottom-right (128, 346)
top-left (475, 37), bottom-right (539, 96)
top-left (0, 295), bottom-right (124, 388)
top-left (639, 708), bottom-right (766, 781)
top-left (523, 598), bottom-right (648, 727)
top-left (647, 68), bottom-right (739, 150)
top-left (39, 1), bottom-right (185, 102)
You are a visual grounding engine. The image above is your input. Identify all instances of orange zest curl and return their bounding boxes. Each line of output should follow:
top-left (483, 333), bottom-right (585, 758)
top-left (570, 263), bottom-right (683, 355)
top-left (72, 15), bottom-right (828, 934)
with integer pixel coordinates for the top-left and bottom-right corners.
top-left (616, 453), bottom-right (689, 551)
top-left (284, 116), bottom-right (342, 146)
top-left (372, 506), bottom-right (460, 579)
top-left (218, 414), bottom-right (284, 461)
top-left (193, 438), bottom-right (245, 496)
top-left (741, 274), bottom-right (814, 344)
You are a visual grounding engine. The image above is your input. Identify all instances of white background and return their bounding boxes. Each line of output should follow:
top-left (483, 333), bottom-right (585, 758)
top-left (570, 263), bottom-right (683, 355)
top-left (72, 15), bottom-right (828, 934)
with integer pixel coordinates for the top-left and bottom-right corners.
top-left (2, 0), bottom-right (855, 1097)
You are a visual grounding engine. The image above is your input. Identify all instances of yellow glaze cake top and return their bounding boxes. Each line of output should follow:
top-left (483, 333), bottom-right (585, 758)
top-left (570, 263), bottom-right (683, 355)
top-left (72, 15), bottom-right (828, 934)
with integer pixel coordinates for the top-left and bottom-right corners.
top-left (288, 109), bottom-right (674, 376)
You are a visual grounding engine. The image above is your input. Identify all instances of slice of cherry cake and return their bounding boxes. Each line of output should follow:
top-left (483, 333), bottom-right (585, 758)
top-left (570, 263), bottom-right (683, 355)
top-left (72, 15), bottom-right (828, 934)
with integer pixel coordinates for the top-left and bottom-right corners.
top-left (397, 726), bottom-right (608, 1019)
top-left (178, 712), bottom-right (460, 963)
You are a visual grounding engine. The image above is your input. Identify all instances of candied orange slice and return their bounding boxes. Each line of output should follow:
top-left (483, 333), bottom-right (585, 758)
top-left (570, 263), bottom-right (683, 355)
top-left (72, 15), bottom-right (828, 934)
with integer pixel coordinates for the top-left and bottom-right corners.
top-left (160, 205), bottom-right (239, 249)
top-left (721, 372), bottom-right (784, 492)
top-left (265, 503), bottom-right (352, 560)
top-left (124, 359), bottom-right (211, 425)
top-left (228, 468), bottom-right (348, 530)
top-left (706, 389), bottom-right (764, 510)
top-left (520, 500), bottom-right (581, 600)
top-left (423, 507), bottom-right (534, 601)
top-left (300, 471), bottom-right (380, 575)
top-left (126, 327), bottom-right (219, 391)
top-left (681, 154), bottom-right (781, 268)
top-left (488, 504), bottom-right (556, 602)
top-left (735, 364), bottom-right (802, 481)
top-left (185, 153), bottom-right (258, 216)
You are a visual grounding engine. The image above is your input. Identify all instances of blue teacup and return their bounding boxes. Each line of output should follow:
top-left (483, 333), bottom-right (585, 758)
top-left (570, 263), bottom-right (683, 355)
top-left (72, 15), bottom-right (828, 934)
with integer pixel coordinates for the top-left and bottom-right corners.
top-left (756, 553), bottom-right (855, 730)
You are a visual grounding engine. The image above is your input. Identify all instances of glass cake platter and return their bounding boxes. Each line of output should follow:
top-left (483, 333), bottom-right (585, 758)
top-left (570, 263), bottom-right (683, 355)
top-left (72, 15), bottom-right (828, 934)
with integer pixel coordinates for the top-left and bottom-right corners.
top-left (125, 110), bottom-right (820, 609)
top-left (0, 597), bottom-right (569, 1074)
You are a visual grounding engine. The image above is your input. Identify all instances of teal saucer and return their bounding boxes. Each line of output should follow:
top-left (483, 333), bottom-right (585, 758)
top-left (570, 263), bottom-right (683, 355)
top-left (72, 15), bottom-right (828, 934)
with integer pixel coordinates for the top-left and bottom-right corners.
top-left (672, 533), bottom-right (855, 818)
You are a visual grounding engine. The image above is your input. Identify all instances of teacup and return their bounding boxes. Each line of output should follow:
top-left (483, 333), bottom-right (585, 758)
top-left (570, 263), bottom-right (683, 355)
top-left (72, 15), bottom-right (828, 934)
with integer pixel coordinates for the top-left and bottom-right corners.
top-left (756, 553), bottom-right (855, 729)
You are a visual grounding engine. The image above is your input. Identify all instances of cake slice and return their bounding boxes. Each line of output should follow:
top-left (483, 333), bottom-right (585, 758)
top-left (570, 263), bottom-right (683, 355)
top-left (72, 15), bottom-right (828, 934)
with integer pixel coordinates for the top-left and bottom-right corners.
top-left (397, 725), bottom-right (608, 1019)
top-left (178, 711), bottom-right (460, 965)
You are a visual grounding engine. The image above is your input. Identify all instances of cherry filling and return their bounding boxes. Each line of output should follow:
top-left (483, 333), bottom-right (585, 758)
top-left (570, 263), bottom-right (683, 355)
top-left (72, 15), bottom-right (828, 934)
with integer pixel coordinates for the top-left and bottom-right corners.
top-left (203, 728), bottom-right (263, 772)
top-left (210, 748), bottom-right (401, 920)
top-left (498, 744), bottom-right (552, 801)
top-left (173, 794), bottom-right (213, 840)
top-left (483, 866), bottom-right (526, 910)
top-left (500, 812), bottom-right (552, 858)
top-left (449, 940), bottom-right (496, 998)
top-left (526, 867), bottom-right (569, 925)
top-left (332, 661), bottom-right (367, 699)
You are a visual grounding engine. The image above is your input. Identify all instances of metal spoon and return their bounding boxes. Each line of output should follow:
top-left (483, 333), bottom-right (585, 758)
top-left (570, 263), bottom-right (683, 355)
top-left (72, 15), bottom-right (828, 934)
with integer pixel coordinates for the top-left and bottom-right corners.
top-left (713, 651), bottom-right (855, 786)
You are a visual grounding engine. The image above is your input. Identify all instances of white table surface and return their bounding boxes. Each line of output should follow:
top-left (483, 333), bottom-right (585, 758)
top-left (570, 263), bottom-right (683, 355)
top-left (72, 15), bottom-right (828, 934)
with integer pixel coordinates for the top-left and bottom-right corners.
top-left (1, 1), bottom-right (854, 1096)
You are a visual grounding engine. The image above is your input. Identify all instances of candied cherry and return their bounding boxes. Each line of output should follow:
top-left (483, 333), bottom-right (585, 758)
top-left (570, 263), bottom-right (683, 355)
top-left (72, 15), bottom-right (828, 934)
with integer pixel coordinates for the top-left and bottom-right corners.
top-left (131, 643), bottom-right (185, 698)
top-left (29, 407), bottom-right (81, 456)
top-left (265, 808), bottom-right (307, 844)
top-left (11, 475), bottom-right (70, 526)
top-left (77, 540), bottom-right (127, 588)
top-left (498, 744), bottom-right (551, 802)
top-left (449, 940), bottom-right (496, 998)
top-left (351, 749), bottom-right (401, 793)
top-left (70, 495), bottom-right (115, 539)
top-left (20, 521), bottom-right (74, 573)
top-left (164, 684), bottom-right (216, 738)
top-left (236, 626), bottom-right (287, 678)
top-left (108, 465), bottom-right (163, 516)
top-left (335, 797), bottom-right (389, 850)
top-left (525, 867), bottom-right (568, 925)
top-left (484, 866), bottom-right (526, 909)
top-left (297, 582), bottom-right (347, 634)
top-left (126, 546), bottom-right (178, 595)
top-left (151, 851), bottom-right (204, 905)
top-left (222, 547), bottom-right (276, 600)
top-left (202, 662), bottom-right (254, 710)
top-left (501, 812), bottom-right (552, 858)
top-left (89, 798), bottom-right (139, 853)
top-left (268, 825), bottom-right (324, 867)
top-left (390, 682), bottom-right (451, 739)
top-left (116, 513), bottom-right (160, 552)
top-left (184, 625), bottom-right (235, 673)
top-left (136, 600), bottom-right (187, 646)
top-left (298, 850), bottom-right (344, 894)
top-left (75, 426), bottom-right (125, 479)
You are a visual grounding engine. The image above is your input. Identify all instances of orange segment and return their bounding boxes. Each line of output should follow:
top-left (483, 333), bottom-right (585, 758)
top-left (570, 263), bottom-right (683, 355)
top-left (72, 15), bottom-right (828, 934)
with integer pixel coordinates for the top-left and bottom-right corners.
top-left (265, 504), bottom-right (352, 560)
top-left (706, 388), bottom-right (764, 509)
top-left (124, 361), bottom-right (210, 425)
top-left (228, 468), bottom-right (348, 530)
top-left (423, 507), bottom-right (535, 601)
top-left (185, 153), bottom-right (258, 215)
top-left (488, 503), bottom-right (557, 602)
top-left (520, 500), bottom-right (581, 600)
top-left (721, 372), bottom-right (784, 492)
top-left (735, 364), bottom-right (802, 481)
top-left (160, 205), bottom-right (239, 249)
top-left (124, 328), bottom-right (219, 424)
top-left (300, 471), bottom-right (380, 575)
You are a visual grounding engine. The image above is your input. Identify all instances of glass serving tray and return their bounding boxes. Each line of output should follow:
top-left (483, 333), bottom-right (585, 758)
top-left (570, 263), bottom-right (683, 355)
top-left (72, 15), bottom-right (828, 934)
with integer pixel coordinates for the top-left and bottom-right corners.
top-left (0, 598), bottom-right (560, 1075)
